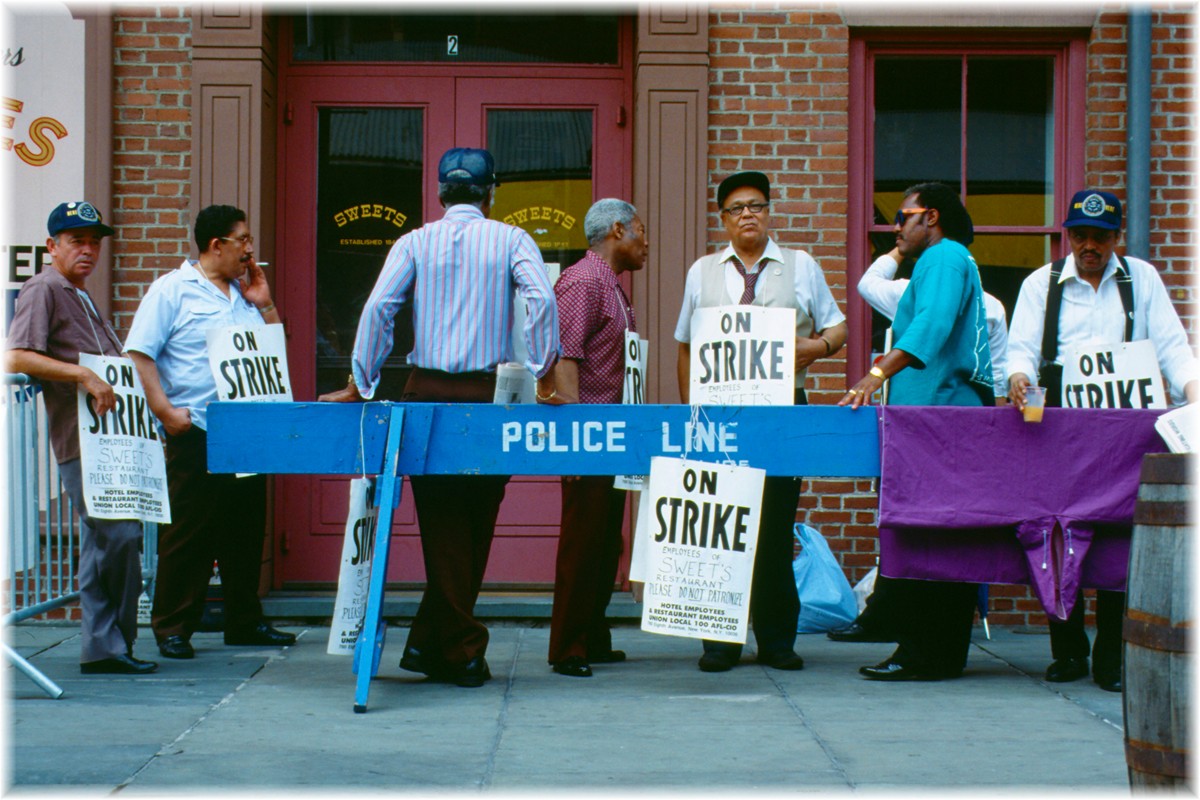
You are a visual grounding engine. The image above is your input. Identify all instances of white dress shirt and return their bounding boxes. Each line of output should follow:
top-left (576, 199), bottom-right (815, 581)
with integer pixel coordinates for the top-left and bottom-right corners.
top-left (1006, 252), bottom-right (1199, 405)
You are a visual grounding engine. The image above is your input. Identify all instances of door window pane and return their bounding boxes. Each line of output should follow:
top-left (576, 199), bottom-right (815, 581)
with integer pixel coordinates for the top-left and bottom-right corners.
top-left (873, 56), bottom-right (962, 212)
top-left (972, 233), bottom-right (1054, 316)
top-left (293, 14), bottom-right (620, 64)
top-left (966, 58), bottom-right (1054, 227)
top-left (316, 107), bottom-right (423, 397)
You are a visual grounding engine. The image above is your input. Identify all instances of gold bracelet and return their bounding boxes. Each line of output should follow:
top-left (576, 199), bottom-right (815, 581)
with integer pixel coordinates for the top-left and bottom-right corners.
top-left (536, 389), bottom-right (558, 402)
top-left (819, 335), bottom-right (832, 356)
top-left (869, 365), bottom-right (886, 380)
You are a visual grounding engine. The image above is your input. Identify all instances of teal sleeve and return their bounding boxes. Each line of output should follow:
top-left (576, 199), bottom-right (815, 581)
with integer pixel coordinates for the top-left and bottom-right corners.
top-left (893, 251), bottom-right (968, 369)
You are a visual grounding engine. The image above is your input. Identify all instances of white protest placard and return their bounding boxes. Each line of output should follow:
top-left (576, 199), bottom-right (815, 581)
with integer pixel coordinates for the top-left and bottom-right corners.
top-left (615, 331), bottom-right (649, 491)
top-left (640, 457), bottom-right (764, 644)
top-left (328, 478), bottom-right (380, 655)
top-left (689, 306), bottom-right (796, 406)
top-left (206, 323), bottom-right (293, 403)
top-left (76, 355), bottom-right (170, 523)
top-left (1061, 340), bottom-right (1166, 409)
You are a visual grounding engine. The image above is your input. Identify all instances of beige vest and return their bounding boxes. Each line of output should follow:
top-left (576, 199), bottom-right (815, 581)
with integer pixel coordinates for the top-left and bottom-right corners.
top-left (698, 249), bottom-right (813, 387)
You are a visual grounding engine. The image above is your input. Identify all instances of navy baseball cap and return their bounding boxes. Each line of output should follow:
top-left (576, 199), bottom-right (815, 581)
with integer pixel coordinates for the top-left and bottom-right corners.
top-left (437, 148), bottom-right (499, 187)
top-left (47, 201), bottom-right (116, 238)
top-left (1062, 190), bottom-right (1122, 231)
top-left (717, 171), bottom-right (771, 209)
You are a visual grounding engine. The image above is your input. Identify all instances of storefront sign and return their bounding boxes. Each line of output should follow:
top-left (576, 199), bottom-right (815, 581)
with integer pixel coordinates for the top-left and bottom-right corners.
top-left (206, 324), bottom-right (293, 403)
top-left (76, 354), bottom-right (170, 523)
top-left (328, 478), bottom-right (380, 656)
top-left (1061, 340), bottom-right (1165, 409)
top-left (640, 457), bottom-right (764, 643)
top-left (689, 306), bottom-right (796, 406)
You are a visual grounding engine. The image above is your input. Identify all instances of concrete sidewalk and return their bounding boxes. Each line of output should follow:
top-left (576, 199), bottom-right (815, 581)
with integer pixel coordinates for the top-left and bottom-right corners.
top-left (8, 621), bottom-right (1128, 793)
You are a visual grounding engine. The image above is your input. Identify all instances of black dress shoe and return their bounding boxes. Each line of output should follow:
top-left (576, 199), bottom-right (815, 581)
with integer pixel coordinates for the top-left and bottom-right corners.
top-left (158, 635), bottom-right (194, 660)
top-left (399, 645), bottom-right (448, 679)
top-left (81, 654), bottom-right (158, 675)
top-left (552, 656), bottom-right (593, 678)
top-left (858, 659), bottom-right (939, 681)
top-left (451, 656), bottom-right (492, 688)
top-left (757, 650), bottom-right (805, 670)
top-left (698, 651), bottom-right (738, 672)
top-left (1093, 667), bottom-right (1122, 693)
top-left (827, 621), bottom-right (894, 643)
top-left (224, 622), bottom-right (297, 647)
top-left (1044, 657), bottom-right (1089, 683)
top-left (589, 649), bottom-right (626, 664)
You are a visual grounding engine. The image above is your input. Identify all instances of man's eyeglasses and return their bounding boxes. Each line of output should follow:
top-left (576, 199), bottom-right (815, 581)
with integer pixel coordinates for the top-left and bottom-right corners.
top-left (893, 208), bottom-right (928, 227)
top-left (219, 234), bottom-right (254, 246)
top-left (722, 202), bottom-right (769, 217)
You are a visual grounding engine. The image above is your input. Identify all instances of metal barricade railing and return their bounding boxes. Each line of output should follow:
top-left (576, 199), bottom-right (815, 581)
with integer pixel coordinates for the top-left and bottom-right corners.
top-left (4, 374), bottom-right (158, 698)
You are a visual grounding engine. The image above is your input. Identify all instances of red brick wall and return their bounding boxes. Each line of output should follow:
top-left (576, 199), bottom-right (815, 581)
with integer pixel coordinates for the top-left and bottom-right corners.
top-left (1089, 6), bottom-right (1196, 337)
top-left (110, 5), bottom-right (193, 335)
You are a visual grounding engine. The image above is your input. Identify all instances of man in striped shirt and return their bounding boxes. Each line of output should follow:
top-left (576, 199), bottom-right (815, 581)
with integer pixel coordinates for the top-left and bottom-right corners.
top-left (320, 148), bottom-right (561, 688)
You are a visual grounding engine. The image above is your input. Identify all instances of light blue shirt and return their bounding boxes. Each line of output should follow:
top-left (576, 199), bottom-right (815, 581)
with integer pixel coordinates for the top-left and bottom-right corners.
top-left (352, 203), bottom-right (559, 399)
top-left (890, 239), bottom-right (993, 407)
top-left (126, 259), bottom-right (265, 431)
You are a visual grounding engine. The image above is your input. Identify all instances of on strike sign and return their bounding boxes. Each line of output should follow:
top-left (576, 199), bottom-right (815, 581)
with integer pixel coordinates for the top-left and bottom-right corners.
top-left (689, 306), bottom-right (795, 406)
top-left (639, 457), bottom-right (764, 644)
top-left (206, 323), bottom-right (293, 403)
top-left (76, 354), bottom-right (170, 523)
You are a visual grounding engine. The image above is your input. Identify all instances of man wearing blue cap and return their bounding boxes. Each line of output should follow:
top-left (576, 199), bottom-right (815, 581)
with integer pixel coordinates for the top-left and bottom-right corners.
top-left (1007, 188), bottom-right (1199, 691)
top-left (320, 147), bottom-right (561, 687)
top-left (6, 202), bottom-right (157, 675)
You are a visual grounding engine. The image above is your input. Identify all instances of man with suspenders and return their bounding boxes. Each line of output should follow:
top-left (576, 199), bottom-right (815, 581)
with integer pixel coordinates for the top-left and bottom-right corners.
top-left (674, 171), bottom-right (848, 673)
top-left (1007, 188), bottom-right (1199, 692)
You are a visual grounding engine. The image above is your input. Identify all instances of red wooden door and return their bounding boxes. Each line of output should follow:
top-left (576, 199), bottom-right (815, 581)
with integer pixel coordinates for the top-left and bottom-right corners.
top-left (274, 73), bottom-right (630, 588)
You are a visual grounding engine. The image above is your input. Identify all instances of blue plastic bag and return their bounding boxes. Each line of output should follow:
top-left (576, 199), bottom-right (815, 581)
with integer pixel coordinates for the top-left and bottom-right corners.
top-left (793, 523), bottom-right (858, 633)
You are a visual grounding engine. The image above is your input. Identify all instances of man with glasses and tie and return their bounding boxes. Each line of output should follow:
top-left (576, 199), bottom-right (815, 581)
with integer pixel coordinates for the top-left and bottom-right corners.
top-left (673, 171), bottom-right (847, 673)
top-left (7, 201), bottom-right (158, 675)
top-left (127, 205), bottom-right (296, 660)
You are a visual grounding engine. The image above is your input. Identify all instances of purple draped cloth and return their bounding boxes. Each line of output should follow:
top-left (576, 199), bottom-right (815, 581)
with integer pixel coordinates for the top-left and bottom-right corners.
top-left (877, 406), bottom-right (1166, 619)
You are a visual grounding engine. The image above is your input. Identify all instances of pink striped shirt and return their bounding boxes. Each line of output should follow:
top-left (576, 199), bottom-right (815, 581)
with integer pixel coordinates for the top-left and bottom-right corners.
top-left (351, 204), bottom-right (559, 398)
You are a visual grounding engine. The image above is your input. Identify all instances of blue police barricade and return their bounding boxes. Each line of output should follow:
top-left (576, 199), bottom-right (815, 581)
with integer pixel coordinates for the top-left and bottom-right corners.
top-left (208, 402), bottom-right (881, 712)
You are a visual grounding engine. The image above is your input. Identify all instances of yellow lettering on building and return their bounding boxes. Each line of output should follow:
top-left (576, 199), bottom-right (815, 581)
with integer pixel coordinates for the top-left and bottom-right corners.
top-left (503, 206), bottom-right (576, 231)
top-left (333, 204), bottom-right (408, 229)
top-left (14, 116), bottom-right (68, 167)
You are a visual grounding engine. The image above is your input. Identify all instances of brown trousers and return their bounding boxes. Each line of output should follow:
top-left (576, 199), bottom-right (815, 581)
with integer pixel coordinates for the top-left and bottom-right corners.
top-left (401, 368), bottom-right (509, 666)
top-left (548, 476), bottom-right (626, 664)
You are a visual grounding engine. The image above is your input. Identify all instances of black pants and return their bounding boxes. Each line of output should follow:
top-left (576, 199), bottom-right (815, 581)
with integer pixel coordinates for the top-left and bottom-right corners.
top-left (702, 474), bottom-right (803, 660)
top-left (152, 427), bottom-right (266, 642)
top-left (887, 577), bottom-right (979, 677)
top-left (1048, 589), bottom-right (1124, 672)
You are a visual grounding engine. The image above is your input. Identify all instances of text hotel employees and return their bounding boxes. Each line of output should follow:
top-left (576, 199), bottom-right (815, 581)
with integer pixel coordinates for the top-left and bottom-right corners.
top-left (126, 205), bottom-right (296, 661)
top-left (675, 170), bottom-right (847, 674)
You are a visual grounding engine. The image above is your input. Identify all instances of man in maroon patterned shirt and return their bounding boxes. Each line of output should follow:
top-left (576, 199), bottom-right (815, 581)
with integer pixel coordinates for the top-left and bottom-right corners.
top-left (544, 199), bottom-right (649, 678)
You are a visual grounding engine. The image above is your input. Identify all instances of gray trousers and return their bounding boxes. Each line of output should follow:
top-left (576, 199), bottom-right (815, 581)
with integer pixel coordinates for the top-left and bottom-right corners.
top-left (58, 460), bottom-right (145, 663)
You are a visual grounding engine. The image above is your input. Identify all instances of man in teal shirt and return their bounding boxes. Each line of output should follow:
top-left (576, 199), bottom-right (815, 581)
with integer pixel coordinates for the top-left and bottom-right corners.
top-left (841, 182), bottom-right (992, 680)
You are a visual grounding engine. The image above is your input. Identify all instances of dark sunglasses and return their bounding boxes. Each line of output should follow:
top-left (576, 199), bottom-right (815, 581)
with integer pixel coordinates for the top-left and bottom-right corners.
top-left (893, 207), bottom-right (928, 227)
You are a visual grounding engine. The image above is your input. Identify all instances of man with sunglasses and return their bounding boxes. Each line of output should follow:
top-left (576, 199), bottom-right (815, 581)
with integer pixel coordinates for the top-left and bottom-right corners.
top-left (1006, 189), bottom-right (1198, 692)
top-left (127, 205), bottom-right (296, 660)
top-left (841, 182), bottom-right (993, 681)
top-left (674, 171), bottom-right (847, 673)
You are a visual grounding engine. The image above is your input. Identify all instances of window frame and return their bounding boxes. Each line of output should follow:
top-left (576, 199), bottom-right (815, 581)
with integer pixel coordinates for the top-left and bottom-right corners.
top-left (846, 30), bottom-right (1087, 381)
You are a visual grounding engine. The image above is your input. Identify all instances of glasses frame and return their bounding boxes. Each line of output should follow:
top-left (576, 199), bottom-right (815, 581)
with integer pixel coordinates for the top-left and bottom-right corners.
top-left (721, 202), bottom-right (770, 218)
top-left (219, 234), bottom-right (255, 246)
top-left (892, 207), bottom-right (929, 227)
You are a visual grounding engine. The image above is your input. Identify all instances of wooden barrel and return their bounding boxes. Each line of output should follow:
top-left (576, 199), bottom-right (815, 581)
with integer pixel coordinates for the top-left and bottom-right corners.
top-left (1123, 453), bottom-right (1193, 789)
